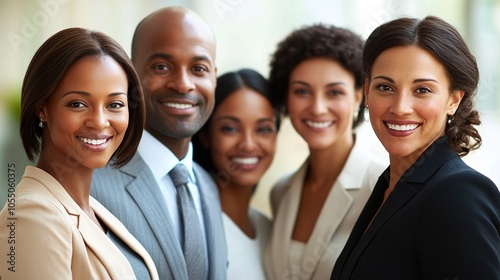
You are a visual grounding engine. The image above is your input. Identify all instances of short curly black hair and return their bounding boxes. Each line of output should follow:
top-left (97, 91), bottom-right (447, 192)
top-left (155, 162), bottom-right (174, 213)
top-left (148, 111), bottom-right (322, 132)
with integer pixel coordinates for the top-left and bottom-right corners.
top-left (269, 24), bottom-right (365, 128)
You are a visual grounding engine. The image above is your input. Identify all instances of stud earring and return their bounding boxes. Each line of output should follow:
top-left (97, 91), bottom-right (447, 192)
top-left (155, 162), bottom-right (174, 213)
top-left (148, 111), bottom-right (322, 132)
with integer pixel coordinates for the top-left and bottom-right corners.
top-left (447, 115), bottom-right (453, 125)
top-left (39, 118), bottom-right (44, 128)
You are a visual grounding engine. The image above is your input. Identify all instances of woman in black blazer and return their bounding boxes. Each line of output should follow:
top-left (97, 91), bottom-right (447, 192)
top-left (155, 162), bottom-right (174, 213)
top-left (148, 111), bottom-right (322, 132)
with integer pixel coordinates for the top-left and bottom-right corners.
top-left (331, 16), bottom-right (500, 279)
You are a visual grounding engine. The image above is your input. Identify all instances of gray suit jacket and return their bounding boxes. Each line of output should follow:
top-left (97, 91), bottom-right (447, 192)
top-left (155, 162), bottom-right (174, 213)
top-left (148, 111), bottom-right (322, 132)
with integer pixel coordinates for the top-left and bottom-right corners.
top-left (91, 153), bottom-right (228, 280)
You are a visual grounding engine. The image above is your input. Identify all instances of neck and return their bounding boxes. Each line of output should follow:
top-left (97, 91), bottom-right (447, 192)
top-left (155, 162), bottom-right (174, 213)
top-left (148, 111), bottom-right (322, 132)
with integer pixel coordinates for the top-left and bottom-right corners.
top-left (307, 134), bottom-right (354, 189)
top-left (146, 127), bottom-right (191, 160)
top-left (36, 154), bottom-right (92, 210)
top-left (218, 181), bottom-right (255, 238)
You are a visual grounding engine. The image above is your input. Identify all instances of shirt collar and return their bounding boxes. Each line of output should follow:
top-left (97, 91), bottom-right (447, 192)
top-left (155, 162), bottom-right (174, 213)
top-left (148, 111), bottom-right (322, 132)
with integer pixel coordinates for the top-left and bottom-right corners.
top-left (138, 130), bottom-right (196, 183)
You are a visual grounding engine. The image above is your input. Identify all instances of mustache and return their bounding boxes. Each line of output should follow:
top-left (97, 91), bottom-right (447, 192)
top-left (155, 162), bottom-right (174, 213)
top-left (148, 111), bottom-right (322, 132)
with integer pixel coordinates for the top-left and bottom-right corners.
top-left (154, 90), bottom-right (200, 102)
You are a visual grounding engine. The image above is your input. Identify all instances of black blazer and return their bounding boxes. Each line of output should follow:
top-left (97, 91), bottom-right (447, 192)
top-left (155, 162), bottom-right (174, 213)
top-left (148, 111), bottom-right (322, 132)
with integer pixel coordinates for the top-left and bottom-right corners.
top-left (331, 136), bottom-right (500, 280)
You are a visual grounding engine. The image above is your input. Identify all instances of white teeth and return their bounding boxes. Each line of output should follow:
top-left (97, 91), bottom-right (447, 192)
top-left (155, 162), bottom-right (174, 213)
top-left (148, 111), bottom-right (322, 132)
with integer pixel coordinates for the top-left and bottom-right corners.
top-left (164, 102), bottom-right (193, 109)
top-left (79, 137), bottom-right (107, 145)
top-left (387, 123), bottom-right (419, 131)
top-left (232, 157), bottom-right (258, 165)
top-left (305, 120), bottom-right (332, 128)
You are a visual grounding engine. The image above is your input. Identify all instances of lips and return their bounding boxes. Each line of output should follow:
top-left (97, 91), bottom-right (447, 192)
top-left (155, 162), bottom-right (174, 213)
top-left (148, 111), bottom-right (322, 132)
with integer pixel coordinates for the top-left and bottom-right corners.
top-left (163, 102), bottom-right (193, 109)
top-left (232, 157), bottom-right (259, 165)
top-left (77, 137), bottom-right (110, 145)
top-left (305, 120), bottom-right (333, 129)
top-left (386, 123), bottom-right (419, 131)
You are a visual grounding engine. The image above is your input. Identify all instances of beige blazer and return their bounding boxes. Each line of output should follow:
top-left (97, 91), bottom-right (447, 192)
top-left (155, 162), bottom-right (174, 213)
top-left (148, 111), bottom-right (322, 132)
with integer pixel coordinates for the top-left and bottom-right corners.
top-left (0, 166), bottom-right (159, 280)
top-left (264, 140), bottom-right (386, 280)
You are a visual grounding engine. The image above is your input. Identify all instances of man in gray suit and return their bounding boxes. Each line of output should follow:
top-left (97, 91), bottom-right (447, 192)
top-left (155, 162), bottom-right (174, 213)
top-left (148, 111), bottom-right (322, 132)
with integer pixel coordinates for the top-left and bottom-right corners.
top-left (91, 6), bottom-right (227, 280)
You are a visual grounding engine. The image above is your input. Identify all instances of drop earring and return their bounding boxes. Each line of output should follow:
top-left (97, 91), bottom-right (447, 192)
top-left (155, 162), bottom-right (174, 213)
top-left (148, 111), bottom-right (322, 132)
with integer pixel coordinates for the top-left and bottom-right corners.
top-left (39, 118), bottom-right (44, 128)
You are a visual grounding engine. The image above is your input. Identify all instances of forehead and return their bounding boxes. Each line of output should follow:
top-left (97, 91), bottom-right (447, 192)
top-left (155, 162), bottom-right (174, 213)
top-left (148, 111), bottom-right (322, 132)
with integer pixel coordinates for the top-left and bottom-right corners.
top-left (135, 13), bottom-right (216, 62)
top-left (215, 88), bottom-right (273, 116)
top-left (372, 46), bottom-right (447, 79)
top-left (291, 58), bottom-right (355, 85)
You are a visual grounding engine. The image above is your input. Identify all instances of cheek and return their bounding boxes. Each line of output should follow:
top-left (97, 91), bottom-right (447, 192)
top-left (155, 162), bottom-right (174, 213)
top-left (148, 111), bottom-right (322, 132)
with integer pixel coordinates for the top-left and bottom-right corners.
top-left (286, 96), bottom-right (302, 115)
top-left (260, 136), bottom-right (277, 155)
top-left (141, 74), bottom-right (163, 93)
top-left (197, 77), bottom-right (216, 102)
top-left (51, 111), bottom-right (80, 135)
top-left (112, 111), bottom-right (129, 135)
top-left (209, 133), bottom-right (234, 158)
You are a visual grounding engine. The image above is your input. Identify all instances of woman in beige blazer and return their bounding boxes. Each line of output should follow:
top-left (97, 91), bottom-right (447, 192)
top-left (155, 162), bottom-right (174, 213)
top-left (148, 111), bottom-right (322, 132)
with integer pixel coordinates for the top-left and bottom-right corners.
top-left (0, 28), bottom-right (158, 280)
top-left (264, 24), bottom-right (386, 279)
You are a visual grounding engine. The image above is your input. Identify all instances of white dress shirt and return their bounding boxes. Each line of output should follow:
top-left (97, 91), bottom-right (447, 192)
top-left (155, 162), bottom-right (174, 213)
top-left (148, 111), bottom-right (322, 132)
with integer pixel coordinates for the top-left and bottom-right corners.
top-left (137, 131), bottom-right (208, 257)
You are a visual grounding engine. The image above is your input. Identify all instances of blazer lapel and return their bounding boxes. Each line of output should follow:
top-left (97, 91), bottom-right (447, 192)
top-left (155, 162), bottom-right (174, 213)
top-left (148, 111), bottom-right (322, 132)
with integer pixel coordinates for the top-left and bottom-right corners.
top-left (122, 155), bottom-right (188, 280)
top-left (77, 209), bottom-right (136, 279)
top-left (337, 137), bottom-right (457, 278)
top-left (301, 180), bottom-right (353, 279)
top-left (91, 197), bottom-right (159, 280)
top-left (268, 161), bottom-right (307, 279)
top-left (194, 164), bottom-right (227, 280)
top-left (38, 168), bottom-right (135, 279)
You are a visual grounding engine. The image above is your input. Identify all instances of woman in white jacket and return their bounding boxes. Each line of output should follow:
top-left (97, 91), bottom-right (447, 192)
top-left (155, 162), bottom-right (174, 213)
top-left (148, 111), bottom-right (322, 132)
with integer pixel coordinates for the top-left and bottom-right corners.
top-left (264, 24), bottom-right (386, 280)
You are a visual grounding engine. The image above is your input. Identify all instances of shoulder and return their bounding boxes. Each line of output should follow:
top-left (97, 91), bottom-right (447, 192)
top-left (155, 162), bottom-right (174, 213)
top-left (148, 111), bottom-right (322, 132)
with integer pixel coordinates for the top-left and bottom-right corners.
top-left (421, 159), bottom-right (500, 219)
top-left (271, 162), bottom-right (306, 200)
top-left (269, 170), bottom-right (298, 213)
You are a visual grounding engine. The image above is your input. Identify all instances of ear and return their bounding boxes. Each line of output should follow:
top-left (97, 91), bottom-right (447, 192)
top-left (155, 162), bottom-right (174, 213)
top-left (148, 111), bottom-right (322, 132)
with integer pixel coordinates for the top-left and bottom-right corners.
top-left (37, 104), bottom-right (48, 120)
top-left (363, 78), bottom-right (370, 107)
top-left (448, 90), bottom-right (464, 115)
top-left (354, 87), bottom-right (363, 108)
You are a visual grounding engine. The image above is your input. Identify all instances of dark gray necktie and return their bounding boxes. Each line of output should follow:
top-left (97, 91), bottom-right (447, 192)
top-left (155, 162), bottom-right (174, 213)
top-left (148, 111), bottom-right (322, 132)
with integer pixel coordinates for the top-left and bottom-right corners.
top-left (169, 164), bottom-right (208, 280)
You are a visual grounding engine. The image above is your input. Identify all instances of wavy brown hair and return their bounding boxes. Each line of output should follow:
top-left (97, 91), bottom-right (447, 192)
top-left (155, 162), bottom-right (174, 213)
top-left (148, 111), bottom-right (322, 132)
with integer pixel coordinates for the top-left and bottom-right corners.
top-left (363, 16), bottom-right (481, 156)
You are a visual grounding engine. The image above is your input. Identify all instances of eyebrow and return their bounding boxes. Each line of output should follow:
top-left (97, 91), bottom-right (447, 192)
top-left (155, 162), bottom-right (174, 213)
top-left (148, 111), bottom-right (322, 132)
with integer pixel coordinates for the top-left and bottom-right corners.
top-left (148, 53), bottom-right (213, 65)
top-left (373, 76), bottom-right (439, 84)
top-left (289, 81), bottom-right (347, 87)
top-left (62, 91), bottom-right (127, 98)
top-left (215, 116), bottom-right (275, 123)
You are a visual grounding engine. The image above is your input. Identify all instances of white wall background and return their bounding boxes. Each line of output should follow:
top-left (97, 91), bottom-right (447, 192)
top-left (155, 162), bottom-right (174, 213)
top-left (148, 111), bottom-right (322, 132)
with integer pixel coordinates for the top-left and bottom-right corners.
top-left (1, 0), bottom-right (499, 215)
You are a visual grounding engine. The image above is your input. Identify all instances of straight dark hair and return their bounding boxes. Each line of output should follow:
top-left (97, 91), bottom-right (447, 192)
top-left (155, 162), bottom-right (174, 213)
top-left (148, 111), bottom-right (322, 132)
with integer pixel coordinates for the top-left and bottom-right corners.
top-left (20, 27), bottom-right (145, 167)
top-left (193, 68), bottom-right (281, 175)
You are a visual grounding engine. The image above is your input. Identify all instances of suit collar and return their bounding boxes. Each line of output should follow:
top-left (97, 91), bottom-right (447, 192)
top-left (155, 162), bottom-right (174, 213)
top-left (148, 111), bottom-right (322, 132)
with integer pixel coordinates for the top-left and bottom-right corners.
top-left (396, 136), bottom-right (457, 184)
top-left (338, 138), bottom-right (372, 190)
top-left (137, 130), bottom-right (195, 182)
top-left (193, 163), bottom-right (227, 279)
top-left (24, 167), bottom-right (137, 279)
top-left (335, 136), bottom-right (458, 278)
top-left (122, 154), bottom-right (189, 279)
top-left (269, 157), bottom-right (355, 279)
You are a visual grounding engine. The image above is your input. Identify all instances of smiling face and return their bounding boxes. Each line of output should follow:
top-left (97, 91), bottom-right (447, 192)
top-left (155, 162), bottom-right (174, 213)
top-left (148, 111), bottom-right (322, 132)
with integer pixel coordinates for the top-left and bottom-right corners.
top-left (366, 45), bottom-right (463, 163)
top-left (287, 58), bottom-right (362, 151)
top-left (205, 88), bottom-right (277, 188)
top-left (133, 9), bottom-right (216, 152)
top-left (39, 55), bottom-right (129, 170)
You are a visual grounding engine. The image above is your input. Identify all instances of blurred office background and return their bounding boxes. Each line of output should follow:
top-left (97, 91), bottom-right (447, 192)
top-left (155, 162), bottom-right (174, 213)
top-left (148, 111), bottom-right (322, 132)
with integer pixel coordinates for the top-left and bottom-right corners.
top-left (1, 0), bottom-right (499, 215)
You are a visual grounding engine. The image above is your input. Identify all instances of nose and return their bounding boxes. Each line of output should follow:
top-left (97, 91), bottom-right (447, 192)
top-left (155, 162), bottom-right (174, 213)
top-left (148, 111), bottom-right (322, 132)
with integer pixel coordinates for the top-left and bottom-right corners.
top-left (238, 130), bottom-right (257, 153)
top-left (85, 109), bottom-right (109, 130)
top-left (167, 69), bottom-right (195, 93)
top-left (390, 92), bottom-right (413, 116)
top-left (311, 94), bottom-right (328, 115)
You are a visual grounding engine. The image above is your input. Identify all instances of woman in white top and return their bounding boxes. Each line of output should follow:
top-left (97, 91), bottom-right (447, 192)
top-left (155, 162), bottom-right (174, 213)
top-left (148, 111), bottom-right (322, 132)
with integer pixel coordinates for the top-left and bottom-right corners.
top-left (264, 24), bottom-right (386, 280)
top-left (193, 69), bottom-right (281, 279)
